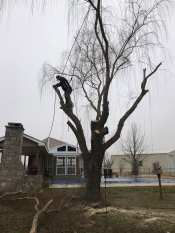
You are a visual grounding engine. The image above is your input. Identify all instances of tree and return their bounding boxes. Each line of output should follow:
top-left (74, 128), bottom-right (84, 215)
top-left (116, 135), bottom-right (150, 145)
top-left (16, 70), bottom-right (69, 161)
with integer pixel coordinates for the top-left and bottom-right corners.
top-left (118, 159), bottom-right (127, 175)
top-left (37, 0), bottom-right (173, 201)
top-left (120, 123), bottom-right (150, 177)
top-left (1, 0), bottom-right (172, 201)
top-left (103, 152), bottom-right (115, 170)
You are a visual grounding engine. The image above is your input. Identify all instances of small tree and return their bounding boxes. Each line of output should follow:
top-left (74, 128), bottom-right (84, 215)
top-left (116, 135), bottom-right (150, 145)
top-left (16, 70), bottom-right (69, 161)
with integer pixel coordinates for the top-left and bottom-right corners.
top-left (118, 159), bottom-right (127, 175)
top-left (103, 153), bottom-right (115, 169)
top-left (120, 123), bottom-right (150, 177)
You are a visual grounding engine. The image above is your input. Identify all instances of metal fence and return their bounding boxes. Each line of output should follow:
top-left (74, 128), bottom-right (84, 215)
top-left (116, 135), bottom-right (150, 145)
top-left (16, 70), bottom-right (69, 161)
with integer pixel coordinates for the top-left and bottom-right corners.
top-left (111, 167), bottom-right (175, 176)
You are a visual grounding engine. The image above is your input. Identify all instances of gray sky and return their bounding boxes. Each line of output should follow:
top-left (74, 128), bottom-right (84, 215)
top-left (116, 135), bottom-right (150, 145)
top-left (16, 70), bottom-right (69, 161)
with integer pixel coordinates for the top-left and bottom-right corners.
top-left (0, 2), bottom-right (175, 154)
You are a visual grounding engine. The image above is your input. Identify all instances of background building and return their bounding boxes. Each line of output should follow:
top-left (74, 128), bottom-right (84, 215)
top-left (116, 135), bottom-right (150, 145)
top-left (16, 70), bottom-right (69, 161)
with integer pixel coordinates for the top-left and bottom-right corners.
top-left (111, 150), bottom-right (175, 175)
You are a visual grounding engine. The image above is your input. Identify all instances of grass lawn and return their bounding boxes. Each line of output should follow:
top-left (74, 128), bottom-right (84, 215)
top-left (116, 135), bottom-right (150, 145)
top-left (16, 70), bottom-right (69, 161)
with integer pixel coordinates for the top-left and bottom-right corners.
top-left (0, 185), bottom-right (175, 233)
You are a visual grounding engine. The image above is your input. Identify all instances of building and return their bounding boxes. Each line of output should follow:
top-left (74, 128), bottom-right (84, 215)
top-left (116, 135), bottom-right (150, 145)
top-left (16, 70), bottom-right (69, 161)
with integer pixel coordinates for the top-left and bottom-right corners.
top-left (111, 150), bottom-right (175, 174)
top-left (0, 131), bottom-right (49, 176)
top-left (0, 123), bottom-right (83, 179)
top-left (43, 137), bottom-right (83, 178)
top-left (0, 123), bottom-right (43, 191)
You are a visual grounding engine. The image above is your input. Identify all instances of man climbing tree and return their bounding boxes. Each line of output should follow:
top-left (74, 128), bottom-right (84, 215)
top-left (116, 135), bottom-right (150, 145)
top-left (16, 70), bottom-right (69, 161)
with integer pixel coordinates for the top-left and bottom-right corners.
top-left (53, 75), bottom-right (73, 109)
top-left (38, 0), bottom-right (173, 201)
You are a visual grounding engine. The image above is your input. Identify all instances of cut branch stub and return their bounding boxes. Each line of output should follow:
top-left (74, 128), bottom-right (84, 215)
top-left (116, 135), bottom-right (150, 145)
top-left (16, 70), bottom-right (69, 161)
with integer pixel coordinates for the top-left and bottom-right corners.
top-left (101, 127), bottom-right (109, 136)
top-left (95, 130), bottom-right (100, 135)
top-left (91, 120), bottom-right (100, 133)
top-left (91, 120), bottom-right (108, 138)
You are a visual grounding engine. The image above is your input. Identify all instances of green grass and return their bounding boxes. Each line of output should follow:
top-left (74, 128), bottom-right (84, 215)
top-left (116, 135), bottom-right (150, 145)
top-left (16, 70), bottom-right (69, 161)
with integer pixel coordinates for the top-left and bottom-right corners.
top-left (0, 186), bottom-right (175, 233)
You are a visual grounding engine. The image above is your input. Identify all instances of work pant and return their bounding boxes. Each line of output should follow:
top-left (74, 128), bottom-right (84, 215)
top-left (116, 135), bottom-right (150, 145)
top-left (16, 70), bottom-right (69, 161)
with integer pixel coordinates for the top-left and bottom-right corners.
top-left (64, 90), bottom-right (73, 108)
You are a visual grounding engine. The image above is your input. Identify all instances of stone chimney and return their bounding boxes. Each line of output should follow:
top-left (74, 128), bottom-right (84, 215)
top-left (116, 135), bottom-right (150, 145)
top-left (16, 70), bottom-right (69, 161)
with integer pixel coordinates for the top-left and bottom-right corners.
top-left (0, 123), bottom-right (26, 191)
top-left (2, 123), bottom-right (24, 163)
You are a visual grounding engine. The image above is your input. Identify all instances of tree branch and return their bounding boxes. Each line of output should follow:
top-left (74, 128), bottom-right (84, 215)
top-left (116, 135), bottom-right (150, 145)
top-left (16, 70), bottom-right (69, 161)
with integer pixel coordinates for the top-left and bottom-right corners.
top-left (104, 63), bottom-right (162, 150)
top-left (0, 190), bottom-right (22, 199)
top-left (53, 87), bottom-right (89, 155)
top-left (30, 199), bottom-right (53, 233)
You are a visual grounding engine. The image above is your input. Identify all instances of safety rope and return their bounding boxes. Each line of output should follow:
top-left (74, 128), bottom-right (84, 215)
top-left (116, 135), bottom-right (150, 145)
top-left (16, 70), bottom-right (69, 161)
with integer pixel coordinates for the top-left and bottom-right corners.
top-left (46, 5), bottom-right (91, 145)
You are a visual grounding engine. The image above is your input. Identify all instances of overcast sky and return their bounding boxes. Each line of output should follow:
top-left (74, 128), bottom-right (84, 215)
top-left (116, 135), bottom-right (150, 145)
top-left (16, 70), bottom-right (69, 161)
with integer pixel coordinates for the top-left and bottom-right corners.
top-left (0, 2), bottom-right (175, 154)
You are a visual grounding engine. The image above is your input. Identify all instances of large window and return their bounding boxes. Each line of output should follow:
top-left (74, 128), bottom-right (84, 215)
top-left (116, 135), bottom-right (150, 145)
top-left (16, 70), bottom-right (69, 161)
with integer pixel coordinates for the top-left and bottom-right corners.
top-left (68, 146), bottom-right (76, 152)
top-left (57, 156), bottom-right (76, 175)
top-left (57, 146), bottom-right (76, 151)
top-left (67, 157), bottom-right (76, 174)
top-left (57, 157), bottom-right (66, 174)
top-left (57, 146), bottom-right (66, 151)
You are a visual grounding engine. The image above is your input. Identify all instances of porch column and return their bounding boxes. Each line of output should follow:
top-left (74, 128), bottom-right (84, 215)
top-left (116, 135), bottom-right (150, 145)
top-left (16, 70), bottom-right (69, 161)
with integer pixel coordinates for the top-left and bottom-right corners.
top-left (23, 155), bottom-right (26, 168)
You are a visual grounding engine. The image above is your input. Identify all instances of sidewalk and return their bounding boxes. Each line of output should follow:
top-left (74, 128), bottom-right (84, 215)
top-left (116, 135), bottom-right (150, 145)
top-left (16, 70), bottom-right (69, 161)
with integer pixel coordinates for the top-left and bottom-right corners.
top-left (50, 181), bottom-right (175, 188)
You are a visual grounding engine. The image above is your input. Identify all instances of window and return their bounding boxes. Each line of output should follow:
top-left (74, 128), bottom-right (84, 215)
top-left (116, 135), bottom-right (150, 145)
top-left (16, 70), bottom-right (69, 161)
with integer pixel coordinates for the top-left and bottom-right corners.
top-left (139, 161), bottom-right (143, 166)
top-left (68, 146), bottom-right (76, 151)
top-left (67, 157), bottom-right (76, 174)
top-left (57, 146), bottom-right (66, 151)
top-left (57, 157), bottom-right (66, 174)
top-left (56, 156), bottom-right (76, 175)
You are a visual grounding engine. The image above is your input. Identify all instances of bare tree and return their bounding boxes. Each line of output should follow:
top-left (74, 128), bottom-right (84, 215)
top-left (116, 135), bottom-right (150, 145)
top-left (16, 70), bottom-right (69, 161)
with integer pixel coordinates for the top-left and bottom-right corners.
top-left (103, 152), bottom-right (115, 169)
top-left (120, 123), bottom-right (150, 177)
top-left (38, 0), bottom-right (173, 201)
top-left (118, 159), bottom-right (127, 175)
top-left (2, 0), bottom-right (172, 201)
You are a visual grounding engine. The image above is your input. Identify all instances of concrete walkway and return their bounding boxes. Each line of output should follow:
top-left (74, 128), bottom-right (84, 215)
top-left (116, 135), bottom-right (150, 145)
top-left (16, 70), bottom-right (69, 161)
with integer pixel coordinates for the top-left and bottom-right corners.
top-left (50, 176), bottom-right (175, 188)
top-left (50, 181), bottom-right (175, 188)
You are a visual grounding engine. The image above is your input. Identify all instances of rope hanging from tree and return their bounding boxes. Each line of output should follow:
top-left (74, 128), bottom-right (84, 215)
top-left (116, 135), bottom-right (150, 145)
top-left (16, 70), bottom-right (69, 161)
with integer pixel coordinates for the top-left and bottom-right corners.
top-left (46, 5), bottom-right (91, 142)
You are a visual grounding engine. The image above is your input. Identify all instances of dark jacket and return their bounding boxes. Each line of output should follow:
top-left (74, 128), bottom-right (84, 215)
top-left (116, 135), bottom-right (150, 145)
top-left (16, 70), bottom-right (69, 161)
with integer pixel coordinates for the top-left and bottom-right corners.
top-left (56, 77), bottom-right (72, 92)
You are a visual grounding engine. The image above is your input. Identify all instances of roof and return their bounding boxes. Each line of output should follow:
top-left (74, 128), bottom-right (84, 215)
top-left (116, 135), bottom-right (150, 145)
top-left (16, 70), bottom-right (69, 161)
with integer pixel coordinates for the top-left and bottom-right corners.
top-left (42, 137), bottom-right (66, 149)
top-left (49, 142), bottom-right (81, 154)
top-left (149, 149), bottom-right (175, 154)
top-left (0, 133), bottom-right (80, 155)
top-left (0, 133), bottom-right (49, 156)
top-left (0, 134), bottom-right (47, 147)
top-left (112, 149), bottom-right (175, 156)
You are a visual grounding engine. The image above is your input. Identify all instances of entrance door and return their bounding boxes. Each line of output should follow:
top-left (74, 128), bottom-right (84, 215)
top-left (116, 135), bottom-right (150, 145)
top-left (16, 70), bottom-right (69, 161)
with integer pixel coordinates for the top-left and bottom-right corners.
top-left (57, 156), bottom-right (66, 174)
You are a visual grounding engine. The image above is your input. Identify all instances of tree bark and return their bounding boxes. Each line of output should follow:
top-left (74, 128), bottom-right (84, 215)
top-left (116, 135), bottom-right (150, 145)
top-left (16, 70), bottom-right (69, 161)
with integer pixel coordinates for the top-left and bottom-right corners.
top-left (83, 120), bottom-right (107, 201)
top-left (84, 151), bottom-right (103, 201)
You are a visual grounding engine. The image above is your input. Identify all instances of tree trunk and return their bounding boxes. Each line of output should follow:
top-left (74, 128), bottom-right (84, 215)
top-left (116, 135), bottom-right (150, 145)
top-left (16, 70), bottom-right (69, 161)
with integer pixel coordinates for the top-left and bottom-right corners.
top-left (132, 160), bottom-right (139, 177)
top-left (84, 152), bottom-right (103, 201)
top-left (83, 120), bottom-right (105, 202)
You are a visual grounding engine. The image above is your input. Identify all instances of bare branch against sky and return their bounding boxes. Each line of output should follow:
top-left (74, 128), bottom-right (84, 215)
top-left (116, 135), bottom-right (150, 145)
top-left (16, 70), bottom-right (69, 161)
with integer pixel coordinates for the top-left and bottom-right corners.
top-left (0, 0), bottom-right (175, 155)
top-left (37, 0), bottom-right (175, 200)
